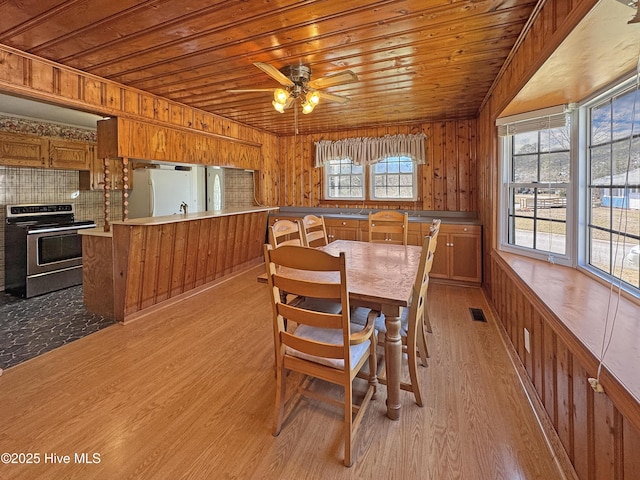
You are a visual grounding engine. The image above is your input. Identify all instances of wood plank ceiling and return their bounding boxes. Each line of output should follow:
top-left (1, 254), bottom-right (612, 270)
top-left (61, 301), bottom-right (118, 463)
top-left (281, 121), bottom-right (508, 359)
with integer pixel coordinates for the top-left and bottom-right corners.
top-left (0, 0), bottom-right (538, 136)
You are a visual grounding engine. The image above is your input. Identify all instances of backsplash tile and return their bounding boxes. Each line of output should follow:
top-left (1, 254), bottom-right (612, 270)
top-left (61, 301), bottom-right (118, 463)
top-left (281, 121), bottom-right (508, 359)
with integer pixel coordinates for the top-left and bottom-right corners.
top-left (0, 166), bottom-right (122, 291)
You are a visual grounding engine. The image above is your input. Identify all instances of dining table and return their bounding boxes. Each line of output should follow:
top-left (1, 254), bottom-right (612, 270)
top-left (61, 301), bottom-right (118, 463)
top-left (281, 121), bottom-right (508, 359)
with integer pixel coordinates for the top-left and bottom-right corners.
top-left (261, 239), bottom-right (422, 421)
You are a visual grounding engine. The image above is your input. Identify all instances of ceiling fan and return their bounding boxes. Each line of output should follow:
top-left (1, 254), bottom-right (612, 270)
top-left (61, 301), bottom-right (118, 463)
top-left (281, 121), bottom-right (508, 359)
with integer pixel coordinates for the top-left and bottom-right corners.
top-left (228, 62), bottom-right (358, 115)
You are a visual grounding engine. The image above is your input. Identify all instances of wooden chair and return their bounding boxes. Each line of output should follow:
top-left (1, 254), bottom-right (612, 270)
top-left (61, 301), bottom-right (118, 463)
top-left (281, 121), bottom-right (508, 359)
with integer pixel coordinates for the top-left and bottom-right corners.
top-left (423, 219), bottom-right (441, 335)
top-left (351, 235), bottom-right (434, 406)
top-left (368, 210), bottom-right (408, 245)
top-left (299, 214), bottom-right (329, 247)
top-left (264, 244), bottom-right (378, 467)
top-left (269, 219), bottom-right (303, 248)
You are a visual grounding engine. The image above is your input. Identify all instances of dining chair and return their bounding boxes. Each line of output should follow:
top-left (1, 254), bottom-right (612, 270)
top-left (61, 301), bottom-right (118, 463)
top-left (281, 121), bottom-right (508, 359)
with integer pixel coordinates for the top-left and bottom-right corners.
top-left (300, 214), bottom-right (329, 247)
top-left (351, 235), bottom-right (434, 406)
top-left (269, 219), bottom-right (304, 248)
top-left (264, 244), bottom-right (379, 467)
top-left (423, 219), bottom-right (441, 335)
top-left (368, 210), bottom-right (408, 245)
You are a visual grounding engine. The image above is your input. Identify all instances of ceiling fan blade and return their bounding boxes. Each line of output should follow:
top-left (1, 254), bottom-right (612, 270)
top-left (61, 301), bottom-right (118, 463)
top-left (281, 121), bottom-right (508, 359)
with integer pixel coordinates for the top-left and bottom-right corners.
top-left (226, 88), bottom-right (276, 93)
top-left (253, 62), bottom-right (295, 87)
top-left (315, 90), bottom-right (351, 104)
top-left (308, 70), bottom-right (358, 89)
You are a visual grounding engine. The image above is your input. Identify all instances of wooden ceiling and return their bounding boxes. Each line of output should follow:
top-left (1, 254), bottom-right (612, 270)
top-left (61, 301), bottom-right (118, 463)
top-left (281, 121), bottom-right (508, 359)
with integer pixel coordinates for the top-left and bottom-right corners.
top-left (0, 0), bottom-right (538, 136)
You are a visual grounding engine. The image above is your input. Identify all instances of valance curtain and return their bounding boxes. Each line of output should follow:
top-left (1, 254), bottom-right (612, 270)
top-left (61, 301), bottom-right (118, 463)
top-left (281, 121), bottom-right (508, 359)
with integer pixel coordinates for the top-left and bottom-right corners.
top-left (314, 133), bottom-right (427, 167)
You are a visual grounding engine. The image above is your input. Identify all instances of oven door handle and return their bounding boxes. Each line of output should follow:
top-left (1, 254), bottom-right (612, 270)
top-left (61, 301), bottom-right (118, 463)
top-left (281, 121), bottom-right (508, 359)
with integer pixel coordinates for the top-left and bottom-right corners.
top-left (27, 224), bottom-right (96, 234)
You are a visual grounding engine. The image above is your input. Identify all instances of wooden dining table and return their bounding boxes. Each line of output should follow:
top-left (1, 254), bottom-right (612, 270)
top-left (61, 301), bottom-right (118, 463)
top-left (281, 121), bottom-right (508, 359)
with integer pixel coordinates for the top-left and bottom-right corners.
top-left (261, 239), bottom-right (422, 421)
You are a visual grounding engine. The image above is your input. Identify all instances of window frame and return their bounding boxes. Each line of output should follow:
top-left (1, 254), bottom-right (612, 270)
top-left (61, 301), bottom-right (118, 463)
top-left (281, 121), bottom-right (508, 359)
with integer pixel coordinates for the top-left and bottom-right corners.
top-left (369, 155), bottom-right (418, 201)
top-left (323, 157), bottom-right (365, 201)
top-left (323, 156), bottom-right (419, 202)
top-left (498, 113), bottom-right (576, 267)
top-left (499, 72), bottom-right (640, 300)
top-left (581, 76), bottom-right (640, 295)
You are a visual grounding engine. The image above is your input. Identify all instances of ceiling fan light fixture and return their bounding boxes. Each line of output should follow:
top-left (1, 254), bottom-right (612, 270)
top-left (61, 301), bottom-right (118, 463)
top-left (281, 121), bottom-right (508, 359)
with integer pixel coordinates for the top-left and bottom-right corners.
top-left (301, 100), bottom-right (315, 114)
top-left (273, 88), bottom-right (290, 105)
top-left (272, 100), bottom-right (286, 113)
top-left (306, 91), bottom-right (320, 105)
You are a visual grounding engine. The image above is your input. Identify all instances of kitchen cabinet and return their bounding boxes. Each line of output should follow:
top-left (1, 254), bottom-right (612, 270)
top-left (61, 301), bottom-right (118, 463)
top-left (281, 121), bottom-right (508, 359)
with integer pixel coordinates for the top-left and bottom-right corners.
top-left (429, 224), bottom-right (482, 285)
top-left (80, 145), bottom-right (127, 191)
top-left (325, 218), bottom-right (359, 242)
top-left (0, 133), bottom-right (48, 167)
top-left (0, 133), bottom-right (90, 170)
top-left (49, 139), bottom-right (90, 170)
top-left (357, 219), bottom-right (422, 245)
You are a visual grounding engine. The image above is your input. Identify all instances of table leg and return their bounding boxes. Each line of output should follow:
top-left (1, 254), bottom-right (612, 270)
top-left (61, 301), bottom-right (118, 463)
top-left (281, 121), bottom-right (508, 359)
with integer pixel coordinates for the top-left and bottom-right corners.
top-left (383, 306), bottom-right (402, 420)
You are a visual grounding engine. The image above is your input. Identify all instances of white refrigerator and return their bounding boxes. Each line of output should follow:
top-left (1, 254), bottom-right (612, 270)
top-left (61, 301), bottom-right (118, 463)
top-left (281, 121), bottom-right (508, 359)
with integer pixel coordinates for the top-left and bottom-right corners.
top-left (128, 166), bottom-right (202, 218)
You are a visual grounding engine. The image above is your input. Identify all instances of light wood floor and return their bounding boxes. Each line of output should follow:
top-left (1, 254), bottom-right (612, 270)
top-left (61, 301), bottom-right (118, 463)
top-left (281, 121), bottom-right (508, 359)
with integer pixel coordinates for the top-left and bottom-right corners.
top-left (0, 266), bottom-right (566, 479)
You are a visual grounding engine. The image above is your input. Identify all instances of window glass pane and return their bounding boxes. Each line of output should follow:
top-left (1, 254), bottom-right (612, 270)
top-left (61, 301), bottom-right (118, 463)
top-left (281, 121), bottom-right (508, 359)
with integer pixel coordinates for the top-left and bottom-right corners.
top-left (590, 145), bottom-right (611, 185)
top-left (591, 102), bottom-right (611, 145)
top-left (370, 156), bottom-right (416, 200)
top-left (589, 227), bottom-right (611, 274)
top-left (540, 151), bottom-right (570, 183)
top-left (540, 125), bottom-right (571, 152)
top-left (612, 89), bottom-right (636, 142)
top-left (512, 154), bottom-right (538, 182)
top-left (513, 217), bottom-right (534, 248)
top-left (590, 189), bottom-right (611, 230)
top-left (513, 132), bottom-right (538, 154)
top-left (326, 158), bottom-right (364, 199)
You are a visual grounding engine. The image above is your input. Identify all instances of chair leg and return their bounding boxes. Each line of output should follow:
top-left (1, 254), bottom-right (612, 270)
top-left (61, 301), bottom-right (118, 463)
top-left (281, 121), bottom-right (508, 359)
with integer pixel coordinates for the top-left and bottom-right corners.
top-left (417, 322), bottom-right (429, 367)
top-left (344, 384), bottom-right (353, 467)
top-left (272, 363), bottom-right (287, 436)
top-left (406, 330), bottom-right (424, 407)
top-left (368, 334), bottom-right (379, 400)
top-left (424, 308), bottom-right (433, 333)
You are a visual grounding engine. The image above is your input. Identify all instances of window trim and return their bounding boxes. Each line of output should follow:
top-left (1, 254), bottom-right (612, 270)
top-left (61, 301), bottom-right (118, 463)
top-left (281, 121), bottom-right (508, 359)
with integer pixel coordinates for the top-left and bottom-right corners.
top-left (498, 116), bottom-right (575, 267)
top-left (323, 156), bottom-right (420, 202)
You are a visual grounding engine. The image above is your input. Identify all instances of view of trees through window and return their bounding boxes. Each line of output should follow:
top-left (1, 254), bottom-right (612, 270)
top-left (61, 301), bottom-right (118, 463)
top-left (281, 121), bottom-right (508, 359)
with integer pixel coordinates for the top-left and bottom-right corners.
top-left (588, 86), bottom-right (640, 289)
top-left (371, 156), bottom-right (416, 200)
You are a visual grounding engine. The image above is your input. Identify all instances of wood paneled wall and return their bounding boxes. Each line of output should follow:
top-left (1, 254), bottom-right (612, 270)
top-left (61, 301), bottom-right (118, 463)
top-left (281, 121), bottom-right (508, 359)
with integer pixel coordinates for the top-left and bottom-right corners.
top-left (491, 256), bottom-right (640, 480)
top-left (275, 120), bottom-right (477, 211)
top-left (112, 211), bottom-right (268, 322)
top-left (474, 1), bottom-right (640, 479)
top-left (0, 44), bottom-right (280, 206)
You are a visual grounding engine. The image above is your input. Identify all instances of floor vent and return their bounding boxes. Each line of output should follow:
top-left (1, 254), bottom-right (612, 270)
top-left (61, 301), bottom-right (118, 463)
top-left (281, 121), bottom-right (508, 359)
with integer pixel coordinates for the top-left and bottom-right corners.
top-left (470, 308), bottom-right (487, 322)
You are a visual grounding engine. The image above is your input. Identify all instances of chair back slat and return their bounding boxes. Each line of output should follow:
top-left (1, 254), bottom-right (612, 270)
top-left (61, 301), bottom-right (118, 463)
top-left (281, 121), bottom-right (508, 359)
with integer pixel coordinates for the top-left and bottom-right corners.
top-left (300, 215), bottom-right (329, 247)
top-left (269, 219), bottom-right (303, 248)
top-left (368, 211), bottom-right (408, 245)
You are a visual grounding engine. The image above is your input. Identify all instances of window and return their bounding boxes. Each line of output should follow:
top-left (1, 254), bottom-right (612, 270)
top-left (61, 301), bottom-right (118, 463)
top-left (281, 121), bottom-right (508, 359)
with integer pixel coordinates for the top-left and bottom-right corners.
top-left (324, 156), bottom-right (418, 201)
top-left (498, 75), bottom-right (640, 298)
top-left (370, 156), bottom-right (417, 200)
top-left (325, 158), bottom-right (364, 200)
top-left (501, 113), bottom-right (572, 261)
top-left (587, 85), bottom-right (640, 290)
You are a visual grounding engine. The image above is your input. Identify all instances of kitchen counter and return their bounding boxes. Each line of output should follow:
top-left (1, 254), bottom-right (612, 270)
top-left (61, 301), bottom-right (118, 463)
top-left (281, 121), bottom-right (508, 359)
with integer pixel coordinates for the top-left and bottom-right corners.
top-left (270, 206), bottom-right (480, 225)
top-left (80, 206), bottom-right (278, 236)
top-left (81, 206), bottom-right (274, 322)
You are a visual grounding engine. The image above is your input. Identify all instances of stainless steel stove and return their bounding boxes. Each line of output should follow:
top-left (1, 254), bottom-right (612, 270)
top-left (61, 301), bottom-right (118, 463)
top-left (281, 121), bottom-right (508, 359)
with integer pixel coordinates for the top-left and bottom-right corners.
top-left (4, 203), bottom-right (96, 298)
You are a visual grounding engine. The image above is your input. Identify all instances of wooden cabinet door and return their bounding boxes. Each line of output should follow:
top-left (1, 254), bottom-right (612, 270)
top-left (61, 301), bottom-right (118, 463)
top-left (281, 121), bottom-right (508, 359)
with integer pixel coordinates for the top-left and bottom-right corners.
top-left (428, 224), bottom-right (482, 284)
top-left (49, 139), bottom-right (90, 170)
top-left (0, 133), bottom-right (47, 167)
top-left (449, 226), bottom-right (482, 283)
top-left (407, 223), bottom-right (422, 245)
top-left (325, 218), bottom-right (359, 242)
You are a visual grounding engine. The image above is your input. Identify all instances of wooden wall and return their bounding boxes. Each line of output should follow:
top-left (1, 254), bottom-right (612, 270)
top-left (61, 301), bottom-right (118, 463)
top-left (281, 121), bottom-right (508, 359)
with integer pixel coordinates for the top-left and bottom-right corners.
top-left (491, 255), bottom-right (640, 480)
top-left (475, 0), bottom-right (640, 479)
top-left (276, 120), bottom-right (477, 211)
top-left (0, 44), bottom-right (280, 207)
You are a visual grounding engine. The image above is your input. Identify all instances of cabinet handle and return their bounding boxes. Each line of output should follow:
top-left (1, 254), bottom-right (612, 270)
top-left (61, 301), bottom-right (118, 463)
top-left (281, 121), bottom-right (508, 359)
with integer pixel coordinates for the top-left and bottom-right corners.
top-left (341, 221), bottom-right (346, 226)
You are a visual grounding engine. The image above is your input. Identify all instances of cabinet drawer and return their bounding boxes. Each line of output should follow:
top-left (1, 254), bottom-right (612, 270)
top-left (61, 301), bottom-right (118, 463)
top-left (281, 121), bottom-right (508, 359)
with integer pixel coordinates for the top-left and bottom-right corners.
top-left (325, 218), bottom-right (359, 229)
top-left (441, 224), bottom-right (480, 235)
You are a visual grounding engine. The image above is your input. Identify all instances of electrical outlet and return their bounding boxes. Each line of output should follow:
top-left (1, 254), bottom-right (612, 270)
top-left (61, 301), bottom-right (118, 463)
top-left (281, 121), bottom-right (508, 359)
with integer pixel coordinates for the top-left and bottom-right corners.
top-left (524, 328), bottom-right (531, 353)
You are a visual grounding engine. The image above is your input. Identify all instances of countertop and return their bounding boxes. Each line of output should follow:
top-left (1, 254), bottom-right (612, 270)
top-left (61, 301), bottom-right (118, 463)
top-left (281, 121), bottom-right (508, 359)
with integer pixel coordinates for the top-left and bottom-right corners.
top-left (80, 205), bottom-right (278, 236)
top-left (270, 206), bottom-right (480, 225)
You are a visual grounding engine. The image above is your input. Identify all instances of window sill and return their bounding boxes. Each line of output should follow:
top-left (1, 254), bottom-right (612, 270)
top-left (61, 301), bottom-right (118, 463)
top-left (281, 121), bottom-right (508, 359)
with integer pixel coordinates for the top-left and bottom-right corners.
top-left (493, 250), bottom-right (640, 429)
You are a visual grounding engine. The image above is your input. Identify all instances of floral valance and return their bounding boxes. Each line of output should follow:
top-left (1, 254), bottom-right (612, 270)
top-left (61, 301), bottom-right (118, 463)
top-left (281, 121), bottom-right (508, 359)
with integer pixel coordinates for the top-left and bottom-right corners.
top-left (314, 133), bottom-right (427, 167)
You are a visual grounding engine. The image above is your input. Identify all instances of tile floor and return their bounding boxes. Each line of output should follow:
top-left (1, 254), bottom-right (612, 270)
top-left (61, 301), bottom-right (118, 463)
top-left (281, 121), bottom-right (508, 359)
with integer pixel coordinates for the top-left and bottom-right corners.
top-left (0, 286), bottom-right (115, 370)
